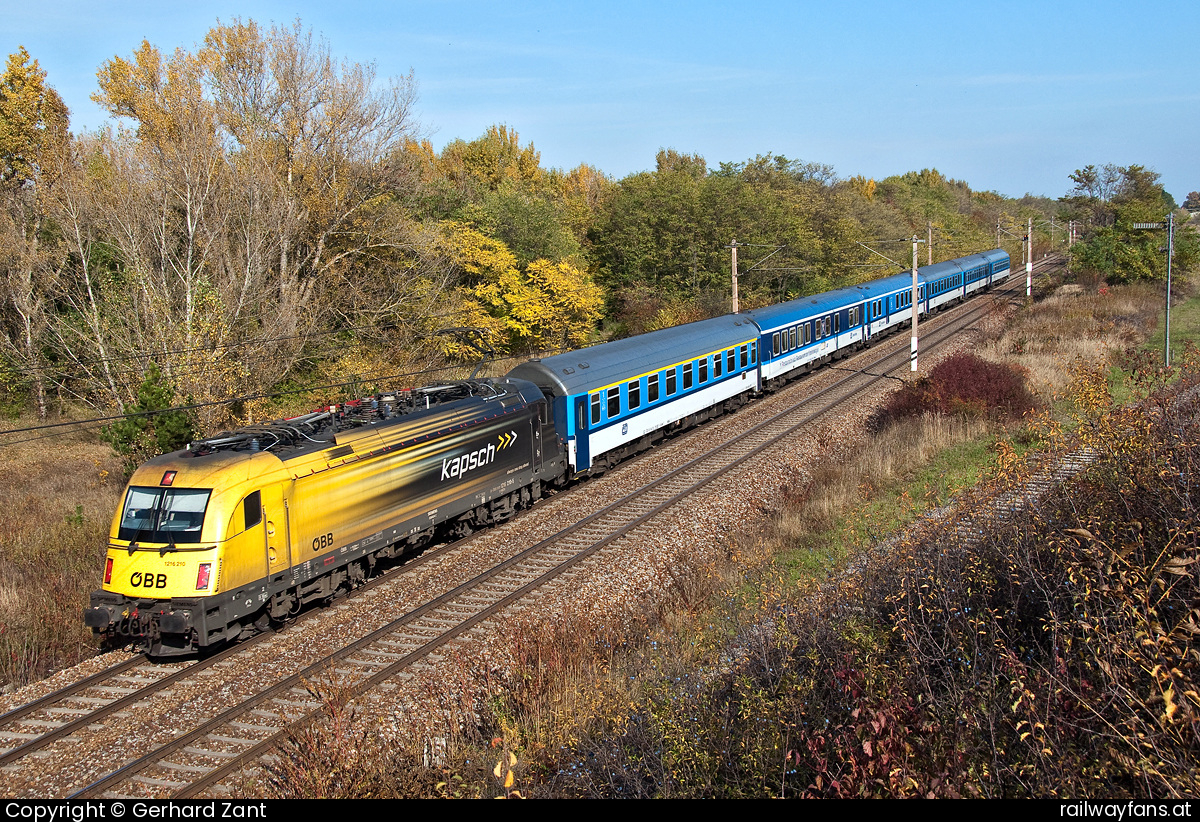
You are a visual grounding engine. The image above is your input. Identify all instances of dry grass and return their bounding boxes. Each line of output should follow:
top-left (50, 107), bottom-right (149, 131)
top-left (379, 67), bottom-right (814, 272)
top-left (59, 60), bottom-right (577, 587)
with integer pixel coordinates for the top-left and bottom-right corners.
top-left (976, 281), bottom-right (1162, 401)
top-left (0, 419), bottom-right (123, 687)
top-left (775, 414), bottom-right (995, 555)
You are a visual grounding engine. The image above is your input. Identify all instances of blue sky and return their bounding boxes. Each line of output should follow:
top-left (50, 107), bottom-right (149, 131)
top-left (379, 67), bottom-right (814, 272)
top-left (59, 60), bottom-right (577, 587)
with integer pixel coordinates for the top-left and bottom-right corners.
top-left (8, 0), bottom-right (1198, 202)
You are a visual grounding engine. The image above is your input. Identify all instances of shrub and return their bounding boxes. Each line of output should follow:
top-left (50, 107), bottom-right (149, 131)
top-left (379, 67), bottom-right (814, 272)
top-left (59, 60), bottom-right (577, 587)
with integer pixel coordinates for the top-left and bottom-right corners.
top-left (870, 352), bottom-right (1036, 431)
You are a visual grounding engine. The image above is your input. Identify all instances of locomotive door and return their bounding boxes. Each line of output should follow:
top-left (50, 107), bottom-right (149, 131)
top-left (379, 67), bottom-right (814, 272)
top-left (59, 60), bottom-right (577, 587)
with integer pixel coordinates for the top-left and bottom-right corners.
top-left (261, 482), bottom-right (292, 573)
top-left (532, 404), bottom-right (543, 471)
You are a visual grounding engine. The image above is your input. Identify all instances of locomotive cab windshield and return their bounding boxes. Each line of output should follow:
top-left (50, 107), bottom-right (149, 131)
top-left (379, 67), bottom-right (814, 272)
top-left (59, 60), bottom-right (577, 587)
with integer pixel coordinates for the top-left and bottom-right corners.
top-left (118, 486), bottom-right (212, 546)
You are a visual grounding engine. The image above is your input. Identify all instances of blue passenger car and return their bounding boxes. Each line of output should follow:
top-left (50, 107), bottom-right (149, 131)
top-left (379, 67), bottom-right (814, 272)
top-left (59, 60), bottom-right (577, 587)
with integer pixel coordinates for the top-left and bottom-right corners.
top-left (919, 248), bottom-right (1011, 313)
top-left (508, 315), bottom-right (760, 472)
top-left (748, 283), bottom-right (868, 385)
top-left (506, 247), bottom-right (1009, 471)
top-left (747, 248), bottom-right (1009, 387)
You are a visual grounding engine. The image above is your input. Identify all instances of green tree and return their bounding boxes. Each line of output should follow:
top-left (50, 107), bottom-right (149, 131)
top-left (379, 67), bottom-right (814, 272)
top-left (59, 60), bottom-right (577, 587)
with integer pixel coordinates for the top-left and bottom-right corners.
top-left (102, 363), bottom-right (195, 473)
top-left (590, 149), bottom-right (714, 302)
top-left (1062, 164), bottom-right (1197, 282)
top-left (417, 126), bottom-right (586, 266)
top-left (868, 168), bottom-right (1004, 261)
top-left (466, 182), bottom-right (582, 266)
top-left (591, 150), bottom-right (866, 331)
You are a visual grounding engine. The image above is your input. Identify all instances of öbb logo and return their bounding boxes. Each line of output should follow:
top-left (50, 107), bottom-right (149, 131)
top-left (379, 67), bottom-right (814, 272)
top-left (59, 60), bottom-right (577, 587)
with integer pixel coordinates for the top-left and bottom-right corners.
top-left (131, 572), bottom-right (168, 589)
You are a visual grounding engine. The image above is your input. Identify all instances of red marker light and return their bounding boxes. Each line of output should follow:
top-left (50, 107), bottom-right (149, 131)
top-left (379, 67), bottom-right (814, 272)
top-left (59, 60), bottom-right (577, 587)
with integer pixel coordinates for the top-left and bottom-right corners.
top-left (195, 563), bottom-right (211, 591)
top-left (161, 471), bottom-right (176, 486)
top-left (104, 557), bottom-right (113, 584)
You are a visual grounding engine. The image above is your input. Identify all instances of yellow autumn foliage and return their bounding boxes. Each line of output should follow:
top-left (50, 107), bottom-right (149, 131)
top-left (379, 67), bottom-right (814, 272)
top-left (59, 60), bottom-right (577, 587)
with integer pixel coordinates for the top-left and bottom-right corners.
top-left (439, 124), bottom-right (544, 193)
top-left (435, 221), bottom-right (603, 358)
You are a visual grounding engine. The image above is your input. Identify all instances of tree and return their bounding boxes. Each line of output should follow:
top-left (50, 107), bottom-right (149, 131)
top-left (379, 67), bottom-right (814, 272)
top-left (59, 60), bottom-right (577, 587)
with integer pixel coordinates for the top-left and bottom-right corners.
top-left (0, 47), bottom-right (69, 187)
top-left (0, 46), bottom-right (70, 419)
top-left (58, 19), bottom-right (426, 429)
top-left (200, 18), bottom-right (420, 314)
top-left (438, 124), bottom-right (545, 195)
top-left (101, 362), bottom-right (194, 473)
top-left (589, 152), bottom-right (711, 299)
top-left (555, 162), bottom-right (614, 249)
top-left (466, 182), bottom-right (582, 266)
top-left (413, 125), bottom-right (586, 265)
top-left (92, 39), bottom-right (226, 358)
top-left (434, 221), bottom-right (602, 356)
top-left (591, 150), bottom-right (866, 330)
top-left (1183, 191), bottom-right (1200, 213)
top-left (1113, 165), bottom-right (1176, 213)
top-left (1060, 163), bottom-right (1122, 229)
top-left (1062, 164), bottom-right (1197, 282)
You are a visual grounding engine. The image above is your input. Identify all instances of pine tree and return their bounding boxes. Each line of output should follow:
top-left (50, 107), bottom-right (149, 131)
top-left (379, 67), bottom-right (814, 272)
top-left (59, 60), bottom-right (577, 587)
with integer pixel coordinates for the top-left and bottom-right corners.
top-left (102, 363), bottom-right (194, 474)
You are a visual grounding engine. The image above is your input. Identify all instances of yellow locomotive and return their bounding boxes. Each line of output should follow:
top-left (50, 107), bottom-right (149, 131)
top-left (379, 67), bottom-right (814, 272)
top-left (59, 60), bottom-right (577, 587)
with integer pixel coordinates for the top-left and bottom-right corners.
top-left (85, 379), bottom-right (565, 655)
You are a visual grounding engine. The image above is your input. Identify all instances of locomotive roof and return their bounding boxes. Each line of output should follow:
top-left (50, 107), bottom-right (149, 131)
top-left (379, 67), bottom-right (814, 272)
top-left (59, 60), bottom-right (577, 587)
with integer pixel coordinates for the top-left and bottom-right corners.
top-left (508, 314), bottom-right (759, 396)
top-left (178, 378), bottom-right (542, 462)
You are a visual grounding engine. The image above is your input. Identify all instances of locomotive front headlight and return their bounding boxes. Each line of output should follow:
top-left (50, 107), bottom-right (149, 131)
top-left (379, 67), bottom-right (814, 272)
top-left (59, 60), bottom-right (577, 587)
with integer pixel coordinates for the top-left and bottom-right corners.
top-left (195, 562), bottom-right (212, 591)
top-left (103, 557), bottom-right (113, 585)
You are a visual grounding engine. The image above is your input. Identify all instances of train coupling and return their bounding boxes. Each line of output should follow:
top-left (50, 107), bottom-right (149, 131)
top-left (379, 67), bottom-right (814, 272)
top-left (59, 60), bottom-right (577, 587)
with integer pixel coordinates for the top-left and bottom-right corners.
top-left (84, 592), bottom-right (197, 656)
top-left (83, 590), bottom-right (125, 630)
top-left (83, 603), bottom-right (117, 630)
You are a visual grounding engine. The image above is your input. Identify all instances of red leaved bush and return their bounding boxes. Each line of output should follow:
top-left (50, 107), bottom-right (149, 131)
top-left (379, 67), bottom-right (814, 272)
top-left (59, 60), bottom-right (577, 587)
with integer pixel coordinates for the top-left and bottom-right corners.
top-left (870, 352), bottom-right (1036, 430)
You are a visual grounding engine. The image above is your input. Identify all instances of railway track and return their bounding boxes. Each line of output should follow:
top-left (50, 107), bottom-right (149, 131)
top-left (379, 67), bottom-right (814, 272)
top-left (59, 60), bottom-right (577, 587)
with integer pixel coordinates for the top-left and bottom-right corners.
top-left (0, 260), bottom-right (1058, 798)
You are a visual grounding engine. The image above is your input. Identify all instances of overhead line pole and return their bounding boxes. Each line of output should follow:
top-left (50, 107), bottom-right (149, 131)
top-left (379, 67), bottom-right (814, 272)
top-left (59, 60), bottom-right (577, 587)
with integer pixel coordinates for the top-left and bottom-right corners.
top-left (1133, 216), bottom-right (1176, 365)
top-left (911, 235), bottom-right (924, 372)
top-left (1167, 212), bottom-right (1175, 366)
top-left (727, 241), bottom-right (788, 313)
top-left (1027, 217), bottom-right (1033, 297)
top-left (854, 238), bottom-right (922, 375)
top-left (729, 238), bottom-right (740, 313)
